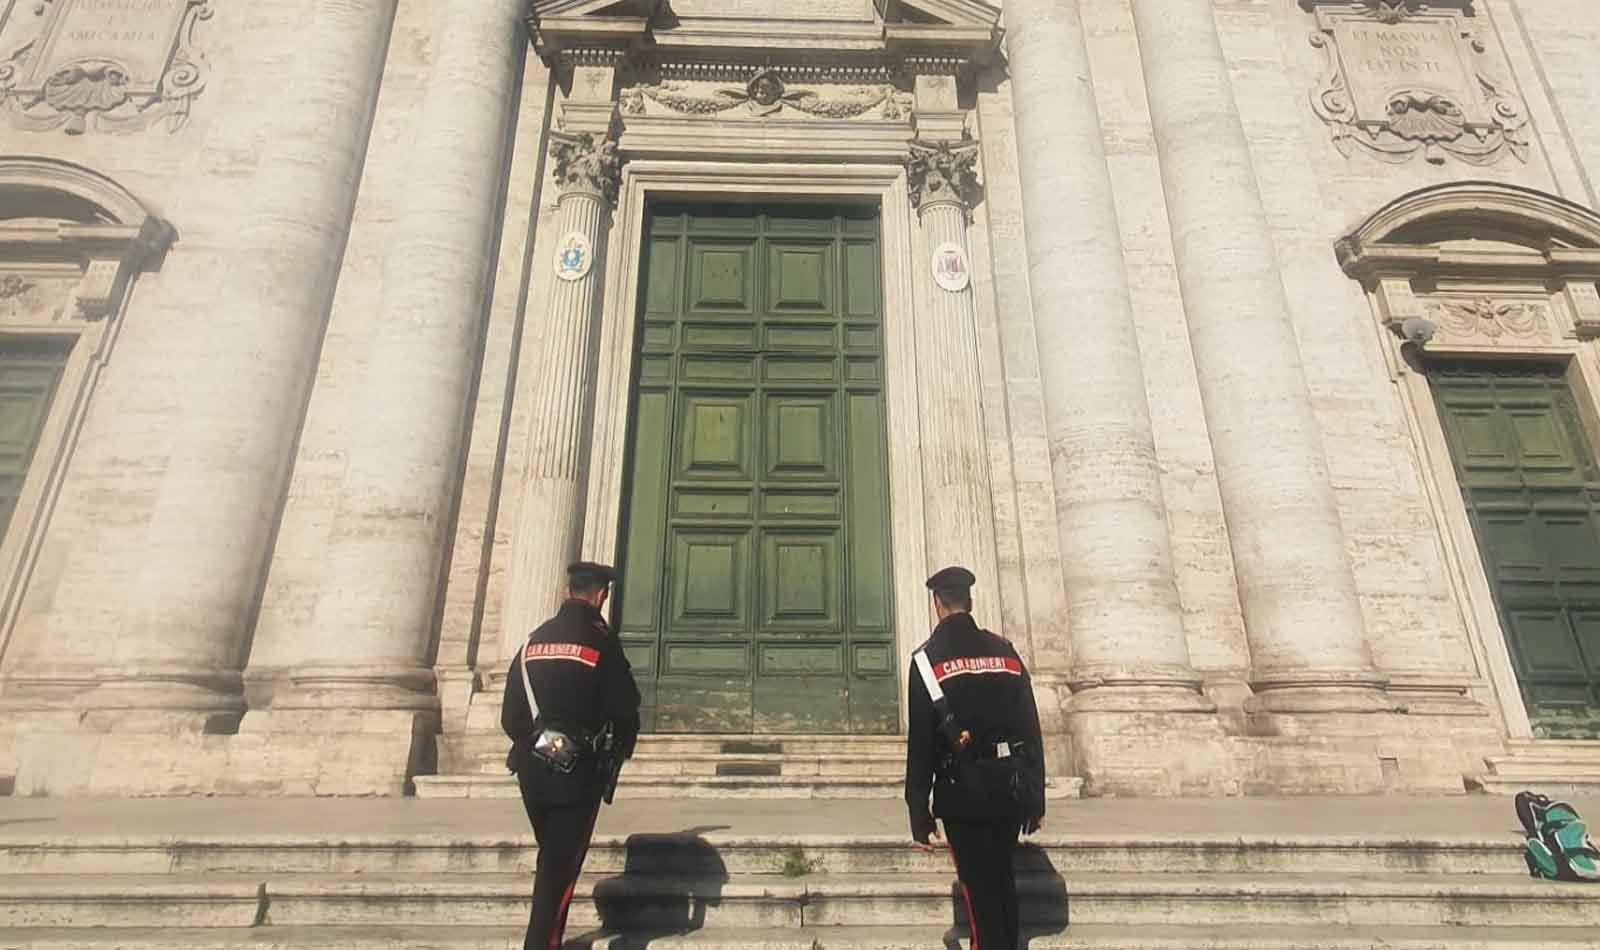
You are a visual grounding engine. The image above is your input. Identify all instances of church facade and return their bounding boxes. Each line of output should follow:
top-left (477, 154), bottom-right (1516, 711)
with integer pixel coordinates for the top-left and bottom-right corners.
top-left (1, 0), bottom-right (1599, 798)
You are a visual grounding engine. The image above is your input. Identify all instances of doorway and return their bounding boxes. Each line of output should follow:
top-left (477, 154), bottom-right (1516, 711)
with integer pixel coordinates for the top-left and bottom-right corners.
top-left (613, 202), bottom-right (899, 734)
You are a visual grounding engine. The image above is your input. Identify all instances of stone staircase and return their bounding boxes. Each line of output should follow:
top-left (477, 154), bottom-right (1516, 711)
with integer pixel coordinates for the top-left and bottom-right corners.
top-left (418, 734), bottom-right (1085, 800)
top-left (1472, 740), bottom-right (1600, 795)
top-left (1, 809), bottom-right (1596, 948)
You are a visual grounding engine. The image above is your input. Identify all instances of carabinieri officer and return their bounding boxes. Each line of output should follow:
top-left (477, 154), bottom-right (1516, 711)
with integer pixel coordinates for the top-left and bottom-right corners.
top-left (503, 561), bottom-right (641, 950)
top-left (905, 566), bottom-right (1046, 950)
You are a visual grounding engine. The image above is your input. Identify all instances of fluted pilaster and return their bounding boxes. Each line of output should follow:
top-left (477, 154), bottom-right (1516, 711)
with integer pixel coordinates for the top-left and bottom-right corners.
top-left (906, 139), bottom-right (1001, 610)
top-left (501, 132), bottom-right (620, 657)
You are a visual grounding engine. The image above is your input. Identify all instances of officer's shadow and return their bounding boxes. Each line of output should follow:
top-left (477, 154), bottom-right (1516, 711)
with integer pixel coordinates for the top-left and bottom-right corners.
top-left (943, 842), bottom-right (1069, 950)
top-left (574, 826), bottom-right (730, 949)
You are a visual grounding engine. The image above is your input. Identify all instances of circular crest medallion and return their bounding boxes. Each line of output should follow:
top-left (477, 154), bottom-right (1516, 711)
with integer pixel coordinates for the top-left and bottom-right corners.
top-left (931, 241), bottom-right (971, 293)
top-left (555, 231), bottom-right (594, 282)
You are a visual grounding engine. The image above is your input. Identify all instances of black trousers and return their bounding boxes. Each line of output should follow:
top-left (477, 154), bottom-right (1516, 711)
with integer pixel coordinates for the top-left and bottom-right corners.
top-left (944, 818), bottom-right (1022, 950)
top-left (518, 770), bottom-right (602, 950)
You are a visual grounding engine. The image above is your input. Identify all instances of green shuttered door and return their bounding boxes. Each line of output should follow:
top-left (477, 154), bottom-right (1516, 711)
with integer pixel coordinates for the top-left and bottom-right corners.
top-left (617, 204), bottom-right (897, 734)
top-left (0, 338), bottom-right (68, 541)
top-left (1430, 363), bottom-right (1600, 738)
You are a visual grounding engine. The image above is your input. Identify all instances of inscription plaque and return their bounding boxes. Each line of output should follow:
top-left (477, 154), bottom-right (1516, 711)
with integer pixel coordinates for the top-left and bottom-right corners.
top-left (0, 0), bottom-right (213, 134)
top-left (1302, 1), bottom-right (1527, 165)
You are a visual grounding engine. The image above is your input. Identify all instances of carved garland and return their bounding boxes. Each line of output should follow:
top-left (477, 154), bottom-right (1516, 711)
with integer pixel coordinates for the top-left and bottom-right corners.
top-left (1305, 2), bottom-right (1528, 166)
top-left (1426, 296), bottom-right (1550, 340)
top-left (0, 0), bottom-right (213, 135)
top-left (620, 69), bottom-right (912, 122)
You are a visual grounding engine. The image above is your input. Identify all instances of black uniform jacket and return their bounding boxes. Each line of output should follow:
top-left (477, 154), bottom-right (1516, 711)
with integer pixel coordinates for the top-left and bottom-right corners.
top-left (502, 599), bottom-right (642, 779)
top-left (904, 612), bottom-right (1045, 832)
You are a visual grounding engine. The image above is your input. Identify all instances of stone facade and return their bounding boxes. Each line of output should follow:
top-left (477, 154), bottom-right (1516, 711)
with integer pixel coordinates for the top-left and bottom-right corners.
top-left (1, 0), bottom-right (1598, 798)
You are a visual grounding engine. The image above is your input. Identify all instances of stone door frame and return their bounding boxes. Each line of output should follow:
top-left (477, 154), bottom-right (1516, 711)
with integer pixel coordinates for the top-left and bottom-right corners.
top-left (579, 161), bottom-right (932, 726)
top-left (0, 158), bottom-right (172, 677)
top-left (1340, 182), bottom-right (1600, 742)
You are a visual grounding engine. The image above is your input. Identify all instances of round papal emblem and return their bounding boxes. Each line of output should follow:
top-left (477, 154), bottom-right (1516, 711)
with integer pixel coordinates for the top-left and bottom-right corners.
top-left (931, 241), bottom-right (971, 293)
top-left (555, 231), bottom-right (593, 281)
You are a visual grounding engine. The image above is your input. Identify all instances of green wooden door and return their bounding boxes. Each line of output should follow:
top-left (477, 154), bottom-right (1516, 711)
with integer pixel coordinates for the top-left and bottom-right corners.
top-left (1430, 362), bottom-right (1600, 738)
top-left (615, 204), bottom-right (898, 734)
top-left (0, 338), bottom-right (68, 540)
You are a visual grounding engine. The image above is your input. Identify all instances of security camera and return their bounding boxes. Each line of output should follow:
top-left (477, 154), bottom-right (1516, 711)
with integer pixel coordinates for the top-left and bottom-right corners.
top-left (1399, 317), bottom-right (1436, 346)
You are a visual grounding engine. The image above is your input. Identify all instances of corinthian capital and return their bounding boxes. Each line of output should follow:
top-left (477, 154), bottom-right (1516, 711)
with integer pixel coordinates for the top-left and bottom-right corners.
top-left (550, 131), bottom-right (621, 205)
top-left (905, 137), bottom-right (982, 216)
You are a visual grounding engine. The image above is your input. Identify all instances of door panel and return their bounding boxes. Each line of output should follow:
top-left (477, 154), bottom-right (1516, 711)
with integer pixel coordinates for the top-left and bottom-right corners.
top-left (617, 204), bottom-right (897, 734)
top-left (1430, 363), bottom-right (1600, 737)
top-left (0, 338), bottom-right (70, 540)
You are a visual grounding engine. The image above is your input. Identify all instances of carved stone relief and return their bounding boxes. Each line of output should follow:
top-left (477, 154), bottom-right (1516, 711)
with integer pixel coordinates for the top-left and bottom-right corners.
top-left (1301, 1), bottom-right (1528, 165)
top-left (549, 131), bottom-right (622, 205)
top-left (905, 137), bottom-right (981, 214)
top-left (620, 66), bottom-right (912, 122)
top-left (0, 272), bottom-right (71, 322)
top-left (0, 0), bottom-right (212, 134)
top-left (1424, 296), bottom-right (1552, 343)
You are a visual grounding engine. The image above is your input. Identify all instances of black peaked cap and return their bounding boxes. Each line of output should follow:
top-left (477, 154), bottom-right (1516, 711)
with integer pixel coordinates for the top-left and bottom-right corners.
top-left (567, 561), bottom-right (617, 586)
top-left (925, 566), bottom-right (976, 591)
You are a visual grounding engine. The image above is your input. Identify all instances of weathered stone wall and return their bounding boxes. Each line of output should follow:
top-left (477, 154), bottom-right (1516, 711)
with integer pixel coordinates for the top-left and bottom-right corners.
top-left (0, 0), bottom-right (397, 783)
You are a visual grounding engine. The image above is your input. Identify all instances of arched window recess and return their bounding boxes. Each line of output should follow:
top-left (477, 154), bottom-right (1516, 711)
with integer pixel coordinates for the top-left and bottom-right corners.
top-left (1338, 181), bottom-right (1600, 351)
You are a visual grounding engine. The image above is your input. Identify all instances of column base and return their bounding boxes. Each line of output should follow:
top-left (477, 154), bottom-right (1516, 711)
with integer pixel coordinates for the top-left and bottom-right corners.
top-left (7, 707), bottom-right (439, 797)
top-left (1241, 705), bottom-right (1502, 795)
top-left (1245, 669), bottom-right (1398, 714)
top-left (1, 665), bottom-right (246, 733)
top-left (1066, 708), bottom-right (1236, 796)
top-left (266, 663), bottom-right (439, 712)
top-left (1068, 665), bottom-right (1218, 714)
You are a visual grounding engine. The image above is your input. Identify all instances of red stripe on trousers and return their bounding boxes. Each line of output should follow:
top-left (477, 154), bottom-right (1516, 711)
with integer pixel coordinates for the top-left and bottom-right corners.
top-left (946, 839), bottom-right (979, 950)
top-left (548, 802), bottom-right (602, 950)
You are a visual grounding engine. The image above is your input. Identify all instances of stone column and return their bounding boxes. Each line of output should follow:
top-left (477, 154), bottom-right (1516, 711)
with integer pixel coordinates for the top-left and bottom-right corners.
top-left (905, 138), bottom-right (1002, 610)
top-left (501, 131), bottom-right (620, 658)
top-left (1006, 0), bottom-right (1210, 712)
top-left (1129, 0), bottom-right (1388, 712)
top-left (0, 0), bottom-right (399, 729)
top-left (255, 0), bottom-right (524, 716)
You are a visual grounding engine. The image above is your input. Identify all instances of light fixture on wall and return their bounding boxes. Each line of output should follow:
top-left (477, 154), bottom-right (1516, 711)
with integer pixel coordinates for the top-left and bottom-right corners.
top-left (1399, 316), bottom-right (1437, 347)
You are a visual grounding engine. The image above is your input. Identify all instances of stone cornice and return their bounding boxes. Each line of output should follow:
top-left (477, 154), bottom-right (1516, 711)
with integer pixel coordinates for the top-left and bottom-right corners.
top-left (529, 0), bottom-right (1000, 67)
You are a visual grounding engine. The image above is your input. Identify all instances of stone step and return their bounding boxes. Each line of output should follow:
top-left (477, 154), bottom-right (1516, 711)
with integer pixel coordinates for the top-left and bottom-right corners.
top-left (1472, 746), bottom-right (1600, 795)
top-left (414, 773), bottom-right (1084, 799)
top-left (3, 871), bottom-right (1593, 930)
top-left (0, 924), bottom-right (1594, 950)
top-left (414, 773), bottom-right (908, 799)
top-left (0, 833), bottom-right (1526, 877)
top-left (451, 734), bottom-right (908, 758)
top-left (540, 753), bottom-right (904, 779)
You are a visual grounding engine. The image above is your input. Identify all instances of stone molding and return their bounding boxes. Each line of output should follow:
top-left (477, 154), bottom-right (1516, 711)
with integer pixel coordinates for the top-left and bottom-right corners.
top-left (1301, 0), bottom-right (1528, 166)
top-left (549, 130), bottom-right (621, 205)
top-left (905, 136), bottom-right (981, 215)
top-left (1338, 181), bottom-right (1600, 345)
top-left (531, 0), bottom-right (1000, 62)
top-left (1338, 182), bottom-right (1600, 739)
top-left (0, 0), bottom-right (214, 135)
top-left (0, 157), bottom-right (173, 679)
